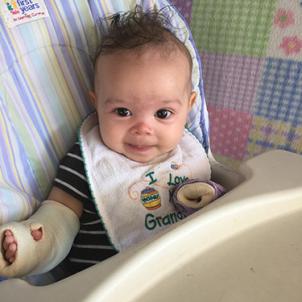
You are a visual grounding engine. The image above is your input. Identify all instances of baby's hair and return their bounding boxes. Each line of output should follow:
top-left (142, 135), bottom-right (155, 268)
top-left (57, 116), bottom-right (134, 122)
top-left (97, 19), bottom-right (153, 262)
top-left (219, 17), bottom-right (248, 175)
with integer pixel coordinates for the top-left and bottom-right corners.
top-left (95, 5), bottom-right (192, 70)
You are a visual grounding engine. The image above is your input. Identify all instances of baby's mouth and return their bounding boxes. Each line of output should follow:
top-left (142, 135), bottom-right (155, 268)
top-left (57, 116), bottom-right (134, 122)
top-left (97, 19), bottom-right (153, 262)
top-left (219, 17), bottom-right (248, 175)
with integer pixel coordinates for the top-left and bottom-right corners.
top-left (125, 143), bottom-right (154, 152)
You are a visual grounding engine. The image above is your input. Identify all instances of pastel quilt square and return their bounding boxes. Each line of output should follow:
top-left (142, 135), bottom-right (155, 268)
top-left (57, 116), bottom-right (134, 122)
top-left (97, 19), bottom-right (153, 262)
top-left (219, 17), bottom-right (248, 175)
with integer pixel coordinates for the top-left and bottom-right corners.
top-left (267, 0), bottom-right (302, 60)
top-left (247, 116), bottom-right (302, 158)
top-left (202, 53), bottom-right (263, 112)
top-left (170, 0), bottom-right (193, 23)
top-left (253, 58), bottom-right (302, 124)
top-left (191, 0), bottom-right (277, 56)
top-left (208, 106), bottom-right (252, 160)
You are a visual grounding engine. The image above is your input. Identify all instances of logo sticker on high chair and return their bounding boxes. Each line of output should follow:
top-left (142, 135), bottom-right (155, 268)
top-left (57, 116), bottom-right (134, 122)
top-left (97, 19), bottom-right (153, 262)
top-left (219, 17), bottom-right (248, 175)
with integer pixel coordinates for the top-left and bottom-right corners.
top-left (1, 0), bottom-right (49, 28)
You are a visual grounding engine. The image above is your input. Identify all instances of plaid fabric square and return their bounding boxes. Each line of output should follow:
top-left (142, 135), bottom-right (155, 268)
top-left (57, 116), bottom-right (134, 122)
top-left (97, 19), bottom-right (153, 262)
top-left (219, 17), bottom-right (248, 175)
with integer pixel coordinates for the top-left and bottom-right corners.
top-left (170, 0), bottom-right (193, 23)
top-left (253, 58), bottom-right (302, 125)
top-left (247, 116), bottom-right (302, 158)
top-left (191, 0), bottom-right (277, 56)
top-left (202, 53), bottom-right (263, 112)
top-left (208, 106), bottom-right (252, 160)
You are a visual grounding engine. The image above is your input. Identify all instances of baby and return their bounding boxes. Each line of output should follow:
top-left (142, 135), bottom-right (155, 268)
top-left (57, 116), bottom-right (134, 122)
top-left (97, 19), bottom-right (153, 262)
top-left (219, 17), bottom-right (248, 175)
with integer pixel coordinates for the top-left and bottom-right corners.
top-left (0, 6), bottom-right (223, 278)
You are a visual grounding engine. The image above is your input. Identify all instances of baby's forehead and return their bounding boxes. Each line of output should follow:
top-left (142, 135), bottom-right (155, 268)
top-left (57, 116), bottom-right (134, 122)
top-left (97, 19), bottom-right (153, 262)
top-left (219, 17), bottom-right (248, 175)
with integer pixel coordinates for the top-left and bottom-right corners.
top-left (95, 41), bottom-right (192, 75)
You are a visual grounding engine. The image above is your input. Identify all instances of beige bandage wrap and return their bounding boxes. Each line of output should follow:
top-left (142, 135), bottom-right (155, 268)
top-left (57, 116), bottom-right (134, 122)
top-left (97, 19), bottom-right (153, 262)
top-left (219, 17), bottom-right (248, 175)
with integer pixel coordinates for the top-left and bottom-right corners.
top-left (0, 200), bottom-right (79, 277)
top-left (176, 182), bottom-right (216, 209)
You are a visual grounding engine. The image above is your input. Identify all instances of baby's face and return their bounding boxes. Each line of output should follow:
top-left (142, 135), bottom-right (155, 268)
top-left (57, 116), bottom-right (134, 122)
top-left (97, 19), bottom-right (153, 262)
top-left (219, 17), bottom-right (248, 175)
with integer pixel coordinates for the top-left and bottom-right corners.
top-left (93, 47), bottom-right (195, 163)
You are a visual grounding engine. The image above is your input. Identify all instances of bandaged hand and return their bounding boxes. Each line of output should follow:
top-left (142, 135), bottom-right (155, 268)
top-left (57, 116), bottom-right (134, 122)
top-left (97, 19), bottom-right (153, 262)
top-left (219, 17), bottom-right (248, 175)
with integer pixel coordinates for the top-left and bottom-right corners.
top-left (171, 179), bottom-right (225, 217)
top-left (2, 228), bottom-right (42, 265)
top-left (0, 200), bottom-right (79, 278)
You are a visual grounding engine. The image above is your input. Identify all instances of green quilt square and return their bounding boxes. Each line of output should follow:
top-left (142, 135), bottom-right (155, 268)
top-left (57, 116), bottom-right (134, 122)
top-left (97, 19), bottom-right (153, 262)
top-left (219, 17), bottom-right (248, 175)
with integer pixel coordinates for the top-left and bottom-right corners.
top-left (191, 0), bottom-right (277, 56)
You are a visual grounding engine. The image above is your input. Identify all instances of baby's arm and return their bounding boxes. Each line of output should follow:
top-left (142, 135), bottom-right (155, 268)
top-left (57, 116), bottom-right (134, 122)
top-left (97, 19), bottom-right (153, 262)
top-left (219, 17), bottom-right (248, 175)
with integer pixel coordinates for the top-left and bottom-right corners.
top-left (0, 187), bottom-right (82, 277)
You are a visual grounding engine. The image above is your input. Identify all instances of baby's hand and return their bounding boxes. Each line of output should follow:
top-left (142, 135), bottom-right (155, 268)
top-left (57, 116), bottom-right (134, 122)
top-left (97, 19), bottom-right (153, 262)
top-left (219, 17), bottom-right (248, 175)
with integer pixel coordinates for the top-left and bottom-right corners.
top-left (2, 228), bottom-right (43, 264)
top-left (2, 230), bottom-right (17, 264)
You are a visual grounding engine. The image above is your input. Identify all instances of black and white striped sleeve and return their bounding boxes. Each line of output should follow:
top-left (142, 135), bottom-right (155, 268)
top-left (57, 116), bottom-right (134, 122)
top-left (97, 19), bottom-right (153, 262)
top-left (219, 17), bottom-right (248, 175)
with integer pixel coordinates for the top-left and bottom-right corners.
top-left (53, 141), bottom-right (118, 273)
top-left (53, 142), bottom-right (90, 202)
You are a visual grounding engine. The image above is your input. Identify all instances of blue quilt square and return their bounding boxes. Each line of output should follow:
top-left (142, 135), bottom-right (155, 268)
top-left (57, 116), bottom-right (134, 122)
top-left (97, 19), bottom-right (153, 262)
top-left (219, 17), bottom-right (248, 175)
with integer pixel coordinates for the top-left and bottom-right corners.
top-left (253, 58), bottom-right (302, 125)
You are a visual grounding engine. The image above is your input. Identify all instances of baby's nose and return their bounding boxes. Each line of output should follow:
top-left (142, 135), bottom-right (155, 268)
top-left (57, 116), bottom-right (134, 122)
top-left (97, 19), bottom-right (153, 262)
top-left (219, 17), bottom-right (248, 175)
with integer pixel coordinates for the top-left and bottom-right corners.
top-left (130, 121), bottom-right (153, 135)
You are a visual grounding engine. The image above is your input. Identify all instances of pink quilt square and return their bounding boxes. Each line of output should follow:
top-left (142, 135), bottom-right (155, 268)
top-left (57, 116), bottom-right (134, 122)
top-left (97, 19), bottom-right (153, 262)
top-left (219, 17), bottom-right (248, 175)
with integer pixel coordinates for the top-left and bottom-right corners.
top-left (208, 106), bottom-right (252, 160)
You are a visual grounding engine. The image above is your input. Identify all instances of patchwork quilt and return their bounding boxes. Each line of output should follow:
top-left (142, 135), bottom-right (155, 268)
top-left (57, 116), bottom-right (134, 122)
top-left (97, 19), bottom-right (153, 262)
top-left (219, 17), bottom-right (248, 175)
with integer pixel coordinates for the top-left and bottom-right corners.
top-left (173, 0), bottom-right (302, 167)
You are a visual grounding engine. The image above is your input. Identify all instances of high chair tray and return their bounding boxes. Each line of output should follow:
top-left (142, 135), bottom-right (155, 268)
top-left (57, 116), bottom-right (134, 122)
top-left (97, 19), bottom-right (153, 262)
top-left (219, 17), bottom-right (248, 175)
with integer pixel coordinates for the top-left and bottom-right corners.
top-left (1, 150), bottom-right (302, 302)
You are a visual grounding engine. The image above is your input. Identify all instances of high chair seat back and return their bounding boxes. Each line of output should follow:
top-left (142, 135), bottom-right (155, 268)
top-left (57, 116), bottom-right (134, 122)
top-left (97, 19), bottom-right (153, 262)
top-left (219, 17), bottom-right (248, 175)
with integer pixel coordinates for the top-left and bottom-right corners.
top-left (0, 0), bottom-right (210, 224)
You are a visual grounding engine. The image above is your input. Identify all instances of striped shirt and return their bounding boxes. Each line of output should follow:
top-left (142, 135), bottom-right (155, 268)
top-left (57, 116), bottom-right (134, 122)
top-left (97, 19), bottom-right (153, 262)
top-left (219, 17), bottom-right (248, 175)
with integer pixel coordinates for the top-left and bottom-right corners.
top-left (54, 142), bottom-right (117, 273)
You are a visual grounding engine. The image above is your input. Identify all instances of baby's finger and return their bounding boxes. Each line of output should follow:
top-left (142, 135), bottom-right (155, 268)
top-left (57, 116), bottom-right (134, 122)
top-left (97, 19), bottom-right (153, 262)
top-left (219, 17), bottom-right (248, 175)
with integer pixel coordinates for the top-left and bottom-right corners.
top-left (5, 243), bottom-right (17, 263)
top-left (4, 230), bottom-right (13, 236)
top-left (2, 232), bottom-right (15, 250)
top-left (31, 228), bottom-right (43, 241)
top-left (2, 237), bottom-right (12, 251)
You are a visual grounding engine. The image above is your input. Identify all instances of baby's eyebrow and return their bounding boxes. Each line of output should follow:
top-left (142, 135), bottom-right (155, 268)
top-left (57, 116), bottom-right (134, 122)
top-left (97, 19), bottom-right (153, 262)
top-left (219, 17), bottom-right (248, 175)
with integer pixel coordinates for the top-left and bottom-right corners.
top-left (104, 98), bottom-right (183, 106)
top-left (104, 98), bottom-right (127, 105)
top-left (160, 99), bottom-right (183, 106)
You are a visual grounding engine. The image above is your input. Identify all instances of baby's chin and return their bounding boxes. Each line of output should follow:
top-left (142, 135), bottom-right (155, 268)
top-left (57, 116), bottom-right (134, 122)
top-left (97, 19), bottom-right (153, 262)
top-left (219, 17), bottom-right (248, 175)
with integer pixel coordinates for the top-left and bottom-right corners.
top-left (121, 150), bottom-right (174, 164)
top-left (120, 153), bottom-right (156, 164)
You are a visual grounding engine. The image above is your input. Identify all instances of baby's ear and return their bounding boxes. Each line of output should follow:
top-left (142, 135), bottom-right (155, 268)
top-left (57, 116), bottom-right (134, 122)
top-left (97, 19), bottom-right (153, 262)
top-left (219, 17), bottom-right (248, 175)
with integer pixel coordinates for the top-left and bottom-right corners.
top-left (88, 91), bottom-right (97, 107)
top-left (188, 91), bottom-right (197, 109)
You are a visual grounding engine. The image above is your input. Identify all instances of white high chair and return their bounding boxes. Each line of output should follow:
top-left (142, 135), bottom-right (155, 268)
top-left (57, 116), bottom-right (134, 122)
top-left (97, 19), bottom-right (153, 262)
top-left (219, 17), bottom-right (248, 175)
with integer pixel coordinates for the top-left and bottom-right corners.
top-left (1, 150), bottom-right (302, 302)
top-left (0, 1), bottom-right (302, 301)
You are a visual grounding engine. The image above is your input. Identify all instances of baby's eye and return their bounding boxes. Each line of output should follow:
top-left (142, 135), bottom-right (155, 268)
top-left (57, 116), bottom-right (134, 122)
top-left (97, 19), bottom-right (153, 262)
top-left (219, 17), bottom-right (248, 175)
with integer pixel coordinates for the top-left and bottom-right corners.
top-left (155, 109), bottom-right (172, 119)
top-left (114, 108), bottom-right (131, 117)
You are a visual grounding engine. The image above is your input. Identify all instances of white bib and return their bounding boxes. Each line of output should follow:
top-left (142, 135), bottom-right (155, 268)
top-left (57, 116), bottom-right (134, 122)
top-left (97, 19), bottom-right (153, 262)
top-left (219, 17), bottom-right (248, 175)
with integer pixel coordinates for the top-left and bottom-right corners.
top-left (79, 114), bottom-right (211, 251)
